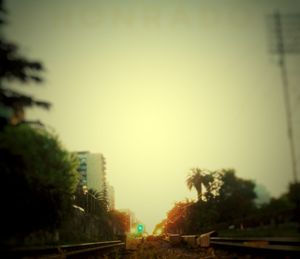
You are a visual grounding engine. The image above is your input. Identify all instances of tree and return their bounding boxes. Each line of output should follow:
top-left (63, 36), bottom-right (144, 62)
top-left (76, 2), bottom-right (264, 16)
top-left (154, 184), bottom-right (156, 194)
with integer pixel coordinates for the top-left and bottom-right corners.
top-left (157, 168), bottom-right (258, 235)
top-left (259, 195), bottom-right (293, 226)
top-left (186, 168), bottom-right (219, 202)
top-left (184, 201), bottom-right (219, 234)
top-left (0, 124), bottom-right (79, 244)
top-left (202, 170), bottom-right (222, 202)
top-left (186, 168), bottom-right (205, 202)
top-left (287, 182), bottom-right (300, 224)
top-left (109, 210), bottom-right (130, 235)
top-left (153, 219), bottom-right (166, 235)
top-left (165, 200), bottom-right (193, 234)
top-left (216, 169), bottom-right (256, 226)
top-left (86, 188), bottom-right (108, 217)
top-left (0, 0), bottom-right (50, 128)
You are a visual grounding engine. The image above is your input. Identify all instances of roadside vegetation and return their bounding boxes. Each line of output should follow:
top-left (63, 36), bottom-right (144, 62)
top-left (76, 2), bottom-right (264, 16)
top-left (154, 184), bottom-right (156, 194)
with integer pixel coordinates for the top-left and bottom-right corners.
top-left (155, 168), bottom-right (300, 237)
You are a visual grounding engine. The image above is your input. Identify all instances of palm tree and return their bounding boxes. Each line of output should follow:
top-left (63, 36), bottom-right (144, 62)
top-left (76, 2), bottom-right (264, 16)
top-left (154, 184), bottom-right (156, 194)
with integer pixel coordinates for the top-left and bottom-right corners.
top-left (186, 168), bottom-right (205, 202)
top-left (88, 188), bottom-right (101, 200)
top-left (87, 188), bottom-right (102, 214)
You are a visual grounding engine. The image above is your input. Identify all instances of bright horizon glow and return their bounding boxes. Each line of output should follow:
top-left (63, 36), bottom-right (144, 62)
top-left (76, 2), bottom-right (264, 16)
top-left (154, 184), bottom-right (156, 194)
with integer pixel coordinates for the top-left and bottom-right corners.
top-left (5, 0), bottom-right (300, 233)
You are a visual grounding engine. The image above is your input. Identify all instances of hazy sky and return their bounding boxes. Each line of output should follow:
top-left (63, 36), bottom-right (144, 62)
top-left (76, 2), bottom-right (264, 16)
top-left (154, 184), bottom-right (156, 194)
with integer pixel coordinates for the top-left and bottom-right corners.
top-left (5, 0), bottom-right (300, 232)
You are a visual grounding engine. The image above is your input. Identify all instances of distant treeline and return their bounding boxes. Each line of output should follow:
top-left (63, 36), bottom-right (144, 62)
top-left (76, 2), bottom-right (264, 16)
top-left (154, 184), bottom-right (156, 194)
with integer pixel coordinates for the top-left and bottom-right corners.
top-left (154, 168), bottom-right (300, 236)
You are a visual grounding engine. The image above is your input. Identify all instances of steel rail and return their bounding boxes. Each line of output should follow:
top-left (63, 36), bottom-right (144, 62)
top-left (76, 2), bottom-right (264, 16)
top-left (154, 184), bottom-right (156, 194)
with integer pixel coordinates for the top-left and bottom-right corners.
top-left (64, 242), bottom-right (125, 257)
top-left (210, 236), bottom-right (300, 244)
top-left (0, 240), bottom-right (125, 258)
top-left (210, 237), bottom-right (300, 257)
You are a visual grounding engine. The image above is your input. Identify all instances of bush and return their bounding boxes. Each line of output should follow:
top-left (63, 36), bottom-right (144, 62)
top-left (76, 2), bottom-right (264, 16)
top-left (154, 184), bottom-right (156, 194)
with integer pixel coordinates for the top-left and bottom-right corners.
top-left (0, 124), bottom-right (79, 245)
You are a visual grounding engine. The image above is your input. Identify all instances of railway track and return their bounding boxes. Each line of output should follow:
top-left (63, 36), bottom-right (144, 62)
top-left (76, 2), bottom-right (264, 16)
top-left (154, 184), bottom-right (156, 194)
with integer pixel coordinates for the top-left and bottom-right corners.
top-left (167, 233), bottom-right (300, 258)
top-left (0, 240), bottom-right (125, 258)
top-left (210, 236), bottom-right (300, 257)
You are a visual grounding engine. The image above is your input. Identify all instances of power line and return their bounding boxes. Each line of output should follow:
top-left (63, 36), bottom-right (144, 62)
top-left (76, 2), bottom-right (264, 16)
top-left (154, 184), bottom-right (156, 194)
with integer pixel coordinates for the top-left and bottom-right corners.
top-left (267, 10), bottom-right (299, 183)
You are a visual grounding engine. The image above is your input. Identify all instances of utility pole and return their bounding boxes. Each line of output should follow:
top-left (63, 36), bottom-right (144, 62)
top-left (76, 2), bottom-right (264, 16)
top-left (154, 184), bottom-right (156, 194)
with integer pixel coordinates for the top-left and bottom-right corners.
top-left (268, 10), bottom-right (299, 183)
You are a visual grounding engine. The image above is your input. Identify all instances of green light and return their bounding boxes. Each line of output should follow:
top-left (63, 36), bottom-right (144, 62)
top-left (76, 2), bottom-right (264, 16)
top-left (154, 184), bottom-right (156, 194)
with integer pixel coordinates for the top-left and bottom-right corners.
top-left (137, 224), bottom-right (144, 233)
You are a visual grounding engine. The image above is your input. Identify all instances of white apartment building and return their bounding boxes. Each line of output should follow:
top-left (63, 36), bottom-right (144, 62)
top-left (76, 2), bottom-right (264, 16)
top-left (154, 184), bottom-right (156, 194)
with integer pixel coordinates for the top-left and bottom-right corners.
top-left (74, 151), bottom-right (114, 209)
top-left (75, 151), bottom-right (106, 193)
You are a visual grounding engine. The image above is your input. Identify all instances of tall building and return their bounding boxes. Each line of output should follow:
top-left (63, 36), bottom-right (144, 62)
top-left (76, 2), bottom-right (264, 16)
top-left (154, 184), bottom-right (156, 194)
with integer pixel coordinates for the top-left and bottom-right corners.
top-left (76, 151), bottom-right (89, 187)
top-left (107, 184), bottom-right (115, 210)
top-left (86, 153), bottom-right (106, 193)
top-left (75, 151), bottom-right (106, 193)
top-left (74, 151), bottom-right (115, 209)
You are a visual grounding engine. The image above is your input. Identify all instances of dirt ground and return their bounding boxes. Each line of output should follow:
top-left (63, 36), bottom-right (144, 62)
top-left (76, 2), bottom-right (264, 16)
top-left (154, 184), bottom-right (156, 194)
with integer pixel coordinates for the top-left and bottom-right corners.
top-left (122, 238), bottom-right (221, 259)
top-left (119, 238), bottom-right (272, 259)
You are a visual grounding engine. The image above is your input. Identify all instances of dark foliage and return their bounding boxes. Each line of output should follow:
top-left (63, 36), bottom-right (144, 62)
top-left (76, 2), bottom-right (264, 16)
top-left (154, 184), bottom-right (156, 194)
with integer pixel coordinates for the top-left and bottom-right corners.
top-left (0, 0), bottom-right (50, 128)
top-left (0, 125), bottom-right (79, 245)
top-left (164, 169), bottom-right (258, 234)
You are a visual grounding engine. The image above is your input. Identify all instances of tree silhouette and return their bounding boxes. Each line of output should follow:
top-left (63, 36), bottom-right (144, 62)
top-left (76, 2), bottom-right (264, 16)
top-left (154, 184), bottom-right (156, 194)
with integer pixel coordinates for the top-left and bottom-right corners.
top-left (287, 182), bottom-right (300, 225)
top-left (165, 200), bottom-right (193, 234)
top-left (216, 169), bottom-right (256, 225)
top-left (186, 168), bottom-right (216, 202)
top-left (186, 168), bottom-right (204, 202)
top-left (0, 124), bottom-right (79, 245)
top-left (0, 0), bottom-right (50, 128)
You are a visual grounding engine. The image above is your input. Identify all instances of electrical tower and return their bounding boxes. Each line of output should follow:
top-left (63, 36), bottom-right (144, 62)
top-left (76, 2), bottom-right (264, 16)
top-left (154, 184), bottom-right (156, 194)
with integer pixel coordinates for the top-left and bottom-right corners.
top-left (267, 11), bottom-right (300, 183)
